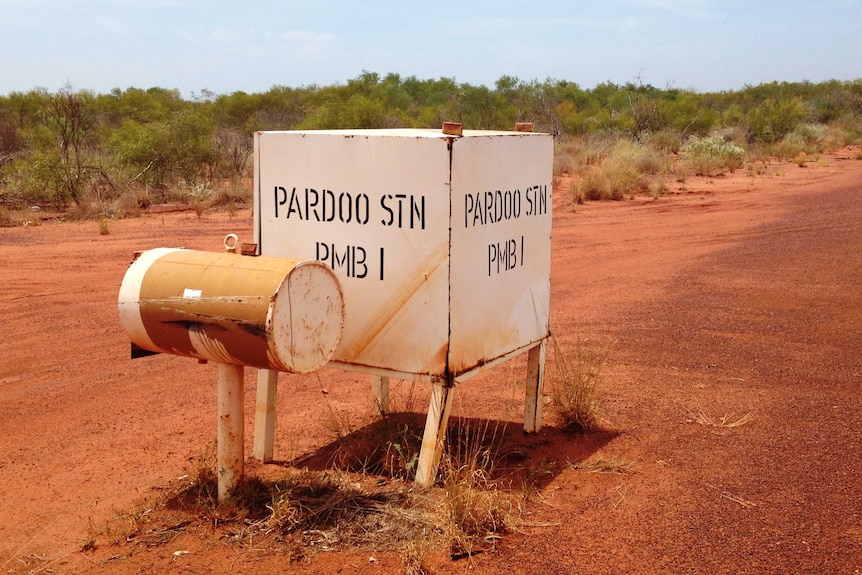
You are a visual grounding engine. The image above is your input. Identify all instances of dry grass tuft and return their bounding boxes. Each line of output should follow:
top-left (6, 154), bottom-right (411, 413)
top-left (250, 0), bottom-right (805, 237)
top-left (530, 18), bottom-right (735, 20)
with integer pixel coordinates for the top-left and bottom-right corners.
top-left (572, 138), bottom-right (667, 202)
top-left (92, 411), bottom-right (546, 568)
top-left (571, 451), bottom-right (634, 474)
top-left (548, 334), bottom-right (606, 433)
top-left (439, 419), bottom-right (522, 559)
top-left (686, 406), bottom-right (753, 428)
top-left (320, 409), bottom-right (423, 479)
top-left (128, 463), bottom-right (439, 562)
top-left (102, 431), bottom-right (530, 568)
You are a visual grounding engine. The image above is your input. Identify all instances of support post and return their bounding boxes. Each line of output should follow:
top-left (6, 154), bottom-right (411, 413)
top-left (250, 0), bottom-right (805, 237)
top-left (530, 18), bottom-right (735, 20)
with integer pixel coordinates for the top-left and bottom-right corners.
top-left (524, 339), bottom-right (547, 433)
top-left (415, 382), bottom-right (455, 488)
top-left (253, 368), bottom-right (278, 462)
top-left (217, 363), bottom-right (245, 501)
top-left (371, 375), bottom-right (390, 416)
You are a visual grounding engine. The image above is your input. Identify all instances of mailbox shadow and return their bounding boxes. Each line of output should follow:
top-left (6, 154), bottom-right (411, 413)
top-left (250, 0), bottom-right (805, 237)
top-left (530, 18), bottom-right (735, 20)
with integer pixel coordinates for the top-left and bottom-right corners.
top-left (281, 413), bottom-right (618, 491)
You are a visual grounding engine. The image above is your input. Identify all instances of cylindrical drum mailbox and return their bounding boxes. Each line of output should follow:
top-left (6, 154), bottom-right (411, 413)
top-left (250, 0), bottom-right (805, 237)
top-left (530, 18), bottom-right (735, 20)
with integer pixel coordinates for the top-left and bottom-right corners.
top-left (118, 248), bottom-right (344, 373)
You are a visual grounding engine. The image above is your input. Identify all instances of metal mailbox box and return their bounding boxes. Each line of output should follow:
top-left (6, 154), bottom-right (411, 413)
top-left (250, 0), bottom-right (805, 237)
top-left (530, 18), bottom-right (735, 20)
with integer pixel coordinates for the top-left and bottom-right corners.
top-left (253, 128), bottom-right (553, 384)
top-left (118, 248), bottom-right (344, 373)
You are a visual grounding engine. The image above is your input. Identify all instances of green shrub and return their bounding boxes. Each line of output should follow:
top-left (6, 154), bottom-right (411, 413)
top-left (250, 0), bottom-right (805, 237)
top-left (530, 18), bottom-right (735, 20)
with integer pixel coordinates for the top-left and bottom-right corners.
top-left (746, 98), bottom-right (808, 144)
top-left (774, 123), bottom-right (827, 158)
top-left (679, 135), bottom-right (745, 176)
top-left (9, 151), bottom-right (69, 208)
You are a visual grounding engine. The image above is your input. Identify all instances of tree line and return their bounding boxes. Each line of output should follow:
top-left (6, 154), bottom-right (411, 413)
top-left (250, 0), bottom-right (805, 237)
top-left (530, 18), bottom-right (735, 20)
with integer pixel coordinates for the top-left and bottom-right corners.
top-left (1, 72), bottom-right (860, 212)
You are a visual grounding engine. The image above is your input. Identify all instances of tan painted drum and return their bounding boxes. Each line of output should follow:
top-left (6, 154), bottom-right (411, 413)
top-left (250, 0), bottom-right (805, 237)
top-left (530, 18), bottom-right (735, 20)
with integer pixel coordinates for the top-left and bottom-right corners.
top-left (118, 248), bottom-right (344, 373)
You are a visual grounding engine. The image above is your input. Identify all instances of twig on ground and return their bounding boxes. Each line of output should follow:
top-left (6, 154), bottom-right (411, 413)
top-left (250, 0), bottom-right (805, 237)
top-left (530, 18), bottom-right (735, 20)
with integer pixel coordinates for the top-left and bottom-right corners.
top-left (706, 483), bottom-right (757, 508)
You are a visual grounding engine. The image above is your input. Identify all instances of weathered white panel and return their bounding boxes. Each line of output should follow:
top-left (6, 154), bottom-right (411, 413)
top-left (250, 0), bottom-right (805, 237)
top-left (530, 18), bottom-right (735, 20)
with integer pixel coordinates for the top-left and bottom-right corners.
top-left (254, 128), bottom-right (552, 381)
top-left (255, 130), bottom-right (451, 377)
top-left (449, 133), bottom-right (553, 374)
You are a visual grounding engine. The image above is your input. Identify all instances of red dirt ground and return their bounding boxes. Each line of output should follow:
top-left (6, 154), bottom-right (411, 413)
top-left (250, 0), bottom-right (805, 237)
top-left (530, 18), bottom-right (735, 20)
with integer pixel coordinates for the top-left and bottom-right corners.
top-left (1, 149), bottom-right (861, 574)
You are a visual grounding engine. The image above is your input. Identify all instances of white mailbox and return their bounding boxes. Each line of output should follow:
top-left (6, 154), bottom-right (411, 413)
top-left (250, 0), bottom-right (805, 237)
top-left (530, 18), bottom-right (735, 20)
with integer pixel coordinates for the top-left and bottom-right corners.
top-left (254, 128), bottom-right (552, 383)
top-left (253, 127), bottom-right (553, 487)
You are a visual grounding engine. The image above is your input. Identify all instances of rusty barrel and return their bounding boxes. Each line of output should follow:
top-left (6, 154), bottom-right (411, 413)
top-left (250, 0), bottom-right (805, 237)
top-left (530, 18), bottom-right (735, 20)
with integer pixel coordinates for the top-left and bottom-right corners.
top-left (118, 248), bottom-right (344, 373)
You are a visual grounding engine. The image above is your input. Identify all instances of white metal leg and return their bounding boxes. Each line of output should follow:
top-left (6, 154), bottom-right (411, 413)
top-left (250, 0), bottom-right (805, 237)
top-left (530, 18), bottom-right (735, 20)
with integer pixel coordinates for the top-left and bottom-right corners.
top-left (524, 340), bottom-right (547, 433)
top-left (371, 375), bottom-right (390, 416)
top-left (415, 382), bottom-right (454, 488)
top-left (253, 368), bottom-right (278, 462)
top-left (217, 363), bottom-right (245, 501)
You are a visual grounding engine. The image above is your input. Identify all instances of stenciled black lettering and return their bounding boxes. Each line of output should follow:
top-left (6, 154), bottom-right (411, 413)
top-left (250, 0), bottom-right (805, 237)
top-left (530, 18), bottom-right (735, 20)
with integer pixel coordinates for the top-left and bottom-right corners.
top-left (380, 194), bottom-right (394, 226)
top-left (332, 245), bottom-right (349, 273)
top-left (356, 194), bottom-right (370, 225)
top-left (278, 187), bottom-right (373, 224)
top-left (520, 235), bottom-right (524, 267)
top-left (323, 189), bottom-right (335, 222)
top-left (306, 188), bottom-right (320, 221)
top-left (338, 192), bottom-right (353, 224)
top-left (472, 192), bottom-right (484, 226)
top-left (315, 242), bottom-right (376, 279)
top-left (538, 184), bottom-right (548, 215)
top-left (354, 246), bottom-right (367, 279)
top-left (526, 185), bottom-right (548, 216)
top-left (395, 194), bottom-right (406, 226)
top-left (508, 238), bottom-right (517, 269)
top-left (467, 189), bottom-right (524, 227)
top-left (286, 188), bottom-right (303, 219)
top-left (411, 195), bottom-right (425, 229)
top-left (487, 236), bottom-right (525, 275)
top-left (380, 193), bottom-right (423, 229)
top-left (274, 186), bottom-right (287, 218)
top-left (315, 241), bottom-right (329, 262)
top-left (465, 193), bottom-right (475, 228)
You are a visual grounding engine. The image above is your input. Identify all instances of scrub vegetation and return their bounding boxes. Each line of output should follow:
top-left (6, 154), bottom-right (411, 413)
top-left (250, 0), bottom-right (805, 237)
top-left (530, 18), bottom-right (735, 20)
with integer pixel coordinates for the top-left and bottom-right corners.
top-left (102, 417), bottom-right (527, 571)
top-left (1, 74), bottom-right (862, 223)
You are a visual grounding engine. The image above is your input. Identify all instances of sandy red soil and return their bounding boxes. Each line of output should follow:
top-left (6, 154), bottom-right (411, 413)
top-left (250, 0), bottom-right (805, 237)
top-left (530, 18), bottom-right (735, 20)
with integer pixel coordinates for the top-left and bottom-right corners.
top-left (1, 149), bottom-right (861, 574)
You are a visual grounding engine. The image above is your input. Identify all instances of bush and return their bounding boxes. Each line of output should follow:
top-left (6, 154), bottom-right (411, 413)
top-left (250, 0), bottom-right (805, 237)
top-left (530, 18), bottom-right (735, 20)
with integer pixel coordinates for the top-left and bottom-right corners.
top-left (746, 98), bottom-right (808, 144)
top-left (642, 128), bottom-right (682, 154)
top-left (554, 134), bottom-right (615, 175)
top-left (9, 151), bottom-right (68, 208)
top-left (774, 123), bottom-right (827, 158)
top-left (572, 138), bottom-right (668, 201)
top-left (679, 135), bottom-right (745, 176)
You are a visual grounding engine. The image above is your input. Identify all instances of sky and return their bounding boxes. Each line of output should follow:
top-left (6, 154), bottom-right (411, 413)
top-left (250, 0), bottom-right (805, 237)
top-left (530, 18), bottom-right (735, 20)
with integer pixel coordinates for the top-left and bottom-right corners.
top-left (1, 0), bottom-right (860, 98)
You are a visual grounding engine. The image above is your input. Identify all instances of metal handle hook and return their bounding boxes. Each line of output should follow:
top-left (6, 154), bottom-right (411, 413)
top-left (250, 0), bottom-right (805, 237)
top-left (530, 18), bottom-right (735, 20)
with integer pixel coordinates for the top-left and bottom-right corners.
top-left (223, 233), bottom-right (239, 253)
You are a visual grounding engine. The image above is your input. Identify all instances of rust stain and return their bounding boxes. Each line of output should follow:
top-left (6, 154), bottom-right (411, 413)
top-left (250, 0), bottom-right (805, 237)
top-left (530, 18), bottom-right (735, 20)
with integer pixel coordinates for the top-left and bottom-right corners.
top-left (339, 241), bottom-right (448, 362)
top-left (431, 343), bottom-right (448, 372)
top-left (130, 249), bottom-right (341, 373)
